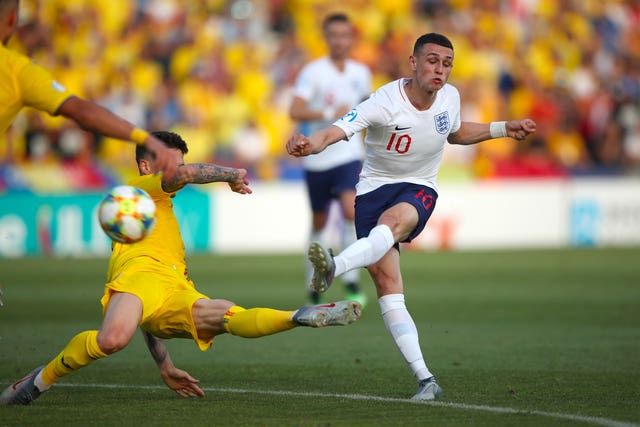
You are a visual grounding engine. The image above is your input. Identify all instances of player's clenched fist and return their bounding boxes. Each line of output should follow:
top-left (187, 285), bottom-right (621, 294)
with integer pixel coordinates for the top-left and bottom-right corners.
top-left (507, 119), bottom-right (537, 141)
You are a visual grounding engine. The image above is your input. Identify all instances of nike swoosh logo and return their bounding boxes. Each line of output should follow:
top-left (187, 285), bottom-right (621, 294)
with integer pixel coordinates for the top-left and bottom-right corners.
top-left (61, 356), bottom-right (73, 370)
top-left (394, 125), bottom-right (411, 131)
top-left (11, 375), bottom-right (34, 391)
top-left (317, 303), bottom-right (337, 308)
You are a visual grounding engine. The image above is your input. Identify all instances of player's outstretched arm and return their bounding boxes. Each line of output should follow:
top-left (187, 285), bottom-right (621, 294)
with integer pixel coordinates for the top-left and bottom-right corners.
top-left (56, 96), bottom-right (177, 179)
top-left (161, 164), bottom-right (252, 195)
top-left (286, 125), bottom-right (347, 157)
top-left (141, 330), bottom-right (205, 398)
top-left (448, 119), bottom-right (537, 145)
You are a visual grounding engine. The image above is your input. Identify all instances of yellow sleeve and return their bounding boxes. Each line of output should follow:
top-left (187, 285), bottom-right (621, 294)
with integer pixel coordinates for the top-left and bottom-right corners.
top-left (18, 58), bottom-right (74, 115)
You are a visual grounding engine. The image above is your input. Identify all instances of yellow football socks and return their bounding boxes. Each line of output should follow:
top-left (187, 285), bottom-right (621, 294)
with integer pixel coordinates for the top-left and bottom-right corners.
top-left (222, 306), bottom-right (296, 338)
top-left (37, 309), bottom-right (298, 386)
top-left (41, 330), bottom-right (108, 386)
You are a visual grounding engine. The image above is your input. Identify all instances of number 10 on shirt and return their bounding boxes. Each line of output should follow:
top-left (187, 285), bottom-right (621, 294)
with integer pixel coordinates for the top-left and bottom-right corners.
top-left (386, 133), bottom-right (412, 154)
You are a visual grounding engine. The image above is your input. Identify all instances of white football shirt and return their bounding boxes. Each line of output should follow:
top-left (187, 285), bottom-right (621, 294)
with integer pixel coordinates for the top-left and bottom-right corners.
top-left (333, 78), bottom-right (461, 195)
top-left (293, 56), bottom-right (372, 171)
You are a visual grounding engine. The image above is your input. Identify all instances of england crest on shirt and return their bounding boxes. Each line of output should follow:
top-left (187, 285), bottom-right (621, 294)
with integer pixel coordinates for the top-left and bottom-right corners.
top-left (434, 111), bottom-right (450, 134)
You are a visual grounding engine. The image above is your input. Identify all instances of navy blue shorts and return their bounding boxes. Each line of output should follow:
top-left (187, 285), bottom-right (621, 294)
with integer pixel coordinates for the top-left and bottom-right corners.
top-left (354, 183), bottom-right (438, 245)
top-left (304, 160), bottom-right (361, 213)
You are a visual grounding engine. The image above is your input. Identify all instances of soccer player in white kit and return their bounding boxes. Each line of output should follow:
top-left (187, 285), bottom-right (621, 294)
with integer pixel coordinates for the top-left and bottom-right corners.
top-left (289, 13), bottom-right (371, 306)
top-left (287, 33), bottom-right (537, 400)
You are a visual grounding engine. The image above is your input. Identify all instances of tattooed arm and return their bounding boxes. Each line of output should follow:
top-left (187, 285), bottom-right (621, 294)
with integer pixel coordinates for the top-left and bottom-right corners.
top-left (142, 330), bottom-right (205, 398)
top-left (161, 163), bottom-right (252, 194)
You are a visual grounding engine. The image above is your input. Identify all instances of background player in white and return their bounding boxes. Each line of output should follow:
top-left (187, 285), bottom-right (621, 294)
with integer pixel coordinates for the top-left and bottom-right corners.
top-left (289, 13), bottom-right (371, 306)
top-left (287, 33), bottom-right (536, 400)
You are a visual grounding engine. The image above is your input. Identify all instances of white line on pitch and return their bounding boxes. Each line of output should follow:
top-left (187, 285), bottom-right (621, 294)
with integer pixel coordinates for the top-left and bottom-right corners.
top-left (54, 382), bottom-right (638, 427)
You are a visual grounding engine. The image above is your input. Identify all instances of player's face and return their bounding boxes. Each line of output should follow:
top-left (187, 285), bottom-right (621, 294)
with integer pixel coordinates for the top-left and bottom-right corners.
top-left (324, 21), bottom-right (354, 60)
top-left (409, 43), bottom-right (454, 93)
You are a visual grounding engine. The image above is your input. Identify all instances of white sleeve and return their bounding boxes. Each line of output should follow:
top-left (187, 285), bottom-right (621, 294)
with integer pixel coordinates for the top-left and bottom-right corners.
top-left (333, 94), bottom-right (386, 139)
top-left (449, 86), bottom-right (462, 133)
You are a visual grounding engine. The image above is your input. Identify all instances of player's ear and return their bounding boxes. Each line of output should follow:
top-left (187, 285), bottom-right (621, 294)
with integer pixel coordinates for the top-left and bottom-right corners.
top-left (409, 55), bottom-right (417, 71)
top-left (139, 158), bottom-right (153, 175)
top-left (4, 7), bottom-right (19, 41)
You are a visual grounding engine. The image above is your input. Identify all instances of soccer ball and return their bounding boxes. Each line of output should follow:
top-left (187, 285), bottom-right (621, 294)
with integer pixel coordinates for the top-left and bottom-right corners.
top-left (98, 185), bottom-right (156, 244)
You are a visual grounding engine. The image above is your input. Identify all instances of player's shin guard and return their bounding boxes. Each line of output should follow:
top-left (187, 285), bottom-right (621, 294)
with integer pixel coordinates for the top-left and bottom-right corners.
top-left (379, 294), bottom-right (433, 381)
top-left (223, 306), bottom-right (296, 338)
top-left (40, 330), bottom-right (108, 387)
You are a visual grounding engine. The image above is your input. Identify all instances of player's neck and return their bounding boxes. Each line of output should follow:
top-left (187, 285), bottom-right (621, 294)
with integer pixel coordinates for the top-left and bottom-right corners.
top-left (330, 56), bottom-right (347, 72)
top-left (404, 79), bottom-right (437, 111)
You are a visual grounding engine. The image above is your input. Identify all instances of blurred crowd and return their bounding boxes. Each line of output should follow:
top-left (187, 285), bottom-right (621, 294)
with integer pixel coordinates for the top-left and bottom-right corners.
top-left (1, 0), bottom-right (639, 192)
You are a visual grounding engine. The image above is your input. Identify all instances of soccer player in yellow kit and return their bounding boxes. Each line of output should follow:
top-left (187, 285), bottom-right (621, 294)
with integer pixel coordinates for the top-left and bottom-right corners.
top-left (0, 0), bottom-right (176, 177)
top-left (0, 131), bottom-right (362, 404)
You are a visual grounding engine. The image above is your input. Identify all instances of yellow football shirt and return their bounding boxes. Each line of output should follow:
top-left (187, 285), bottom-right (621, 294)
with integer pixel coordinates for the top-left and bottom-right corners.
top-left (107, 173), bottom-right (188, 280)
top-left (0, 44), bottom-right (73, 133)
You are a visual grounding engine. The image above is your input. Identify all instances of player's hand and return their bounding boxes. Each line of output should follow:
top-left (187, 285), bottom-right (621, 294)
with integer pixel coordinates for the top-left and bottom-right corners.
top-left (146, 136), bottom-right (178, 179)
top-left (506, 118), bottom-right (537, 141)
top-left (228, 168), bottom-right (252, 194)
top-left (286, 133), bottom-right (311, 157)
top-left (161, 366), bottom-right (205, 398)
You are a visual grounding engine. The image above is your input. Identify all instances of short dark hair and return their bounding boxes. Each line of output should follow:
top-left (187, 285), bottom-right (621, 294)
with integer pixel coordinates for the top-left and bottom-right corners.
top-left (135, 130), bottom-right (188, 164)
top-left (322, 12), bottom-right (350, 31)
top-left (413, 33), bottom-right (454, 56)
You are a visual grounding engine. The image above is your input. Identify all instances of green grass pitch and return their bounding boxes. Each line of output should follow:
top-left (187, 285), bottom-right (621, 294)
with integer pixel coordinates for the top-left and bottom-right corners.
top-left (1, 248), bottom-right (639, 426)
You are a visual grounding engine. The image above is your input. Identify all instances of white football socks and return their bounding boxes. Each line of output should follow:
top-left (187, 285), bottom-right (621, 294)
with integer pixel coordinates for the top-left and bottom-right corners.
top-left (34, 371), bottom-right (51, 392)
top-left (340, 220), bottom-right (360, 284)
top-left (379, 293), bottom-right (432, 381)
top-left (334, 224), bottom-right (395, 276)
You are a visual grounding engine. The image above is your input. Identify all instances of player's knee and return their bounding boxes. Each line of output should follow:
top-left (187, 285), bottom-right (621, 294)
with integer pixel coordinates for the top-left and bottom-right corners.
top-left (192, 299), bottom-right (235, 337)
top-left (378, 214), bottom-right (401, 232)
top-left (96, 329), bottom-right (133, 354)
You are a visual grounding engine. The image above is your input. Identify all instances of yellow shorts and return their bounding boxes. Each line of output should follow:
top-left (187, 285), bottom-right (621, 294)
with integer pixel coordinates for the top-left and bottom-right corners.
top-left (101, 258), bottom-right (213, 351)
